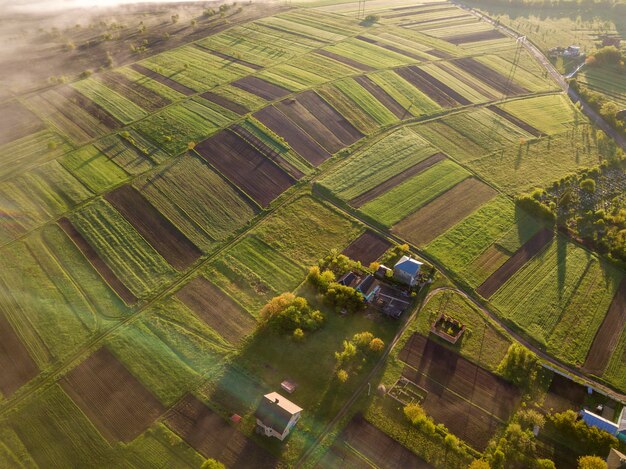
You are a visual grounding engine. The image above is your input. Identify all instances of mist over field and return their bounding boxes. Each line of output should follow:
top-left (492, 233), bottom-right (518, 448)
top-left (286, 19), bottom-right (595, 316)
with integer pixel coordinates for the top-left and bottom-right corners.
top-left (1, 0), bottom-right (199, 13)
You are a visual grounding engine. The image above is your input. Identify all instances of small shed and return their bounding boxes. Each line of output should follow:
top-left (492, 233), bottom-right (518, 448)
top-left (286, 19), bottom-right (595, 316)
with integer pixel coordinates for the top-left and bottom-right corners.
top-left (375, 265), bottom-right (391, 278)
top-left (393, 256), bottom-right (423, 286)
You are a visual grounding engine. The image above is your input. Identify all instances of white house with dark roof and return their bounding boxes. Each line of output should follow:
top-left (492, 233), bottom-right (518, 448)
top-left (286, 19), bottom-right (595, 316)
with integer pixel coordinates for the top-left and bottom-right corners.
top-left (255, 392), bottom-right (302, 441)
top-left (393, 255), bottom-right (423, 286)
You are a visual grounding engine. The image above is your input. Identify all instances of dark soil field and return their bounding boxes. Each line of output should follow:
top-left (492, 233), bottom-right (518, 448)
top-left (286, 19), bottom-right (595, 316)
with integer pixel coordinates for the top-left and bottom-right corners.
top-left (354, 75), bottom-right (408, 119)
top-left (232, 76), bottom-right (290, 101)
top-left (231, 124), bottom-right (305, 180)
top-left (454, 58), bottom-right (527, 96)
top-left (583, 278), bottom-right (626, 375)
top-left (394, 178), bottom-right (497, 246)
top-left (317, 416), bottom-right (434, 468)
top-left (129, 64), bottom-right (196, 96)
top-left (426, 49), bottom-right (455, 60)
top-left (195, 128), bottom-right (295, 208)
top-left (436, 62), bottom-right (499, 100)
top-left (342, 230), bottom-right (392, 265)
top-left (316, 50), bottom-right (375, 72)
top-left (477, 228), bottom-right (554, 298)
top-left (254, 106), bottom-right (330, 166)
top-left (355, 36), bottom-right (425, 62)
top-left (399, 334), bottom-right (520, 450)
top-left (60, 347), bottom-right (165, 442)
top-left (296, 91), bottom-right (363, 145)
top-left (350, 153), bottom-right (447, 208)
top-left (206, 49), bottom-right (263, 71)
top-left (201, 91), bottom-right (249, 115)
top-left (541, 373), bottom-right (586, 413)
top-left (488, 105), bottom-right (545, 137)
top-left (0, 101), bottom-right (44, 146)
top-left (98, 71), bottom-right (171, 112)
top-left (0, 311), bottom-right (39, 397)
top-left (395, 66), bottom-right (470, 107)
top-left (59, 86), bottom-right (121, 130)
top-left (275, 100), bottom-right (344, 154)
top-left (58, 217), bottom-right (138, 305)
top-left (105, 185), bottom-right (202, 271)
top-left (175, 276), bottom-right (257, 344)
top-left (165, 394), bottom-right (277, 468)
top-left (443, 29), bottom-right (506, 45)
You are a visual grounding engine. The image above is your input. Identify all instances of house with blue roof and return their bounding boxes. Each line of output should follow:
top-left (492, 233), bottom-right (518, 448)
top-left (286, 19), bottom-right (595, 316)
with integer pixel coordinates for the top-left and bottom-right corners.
top-left (393, 255), bottom-right (423, 286)
top-left (581, 409), bottom-right (620, 434)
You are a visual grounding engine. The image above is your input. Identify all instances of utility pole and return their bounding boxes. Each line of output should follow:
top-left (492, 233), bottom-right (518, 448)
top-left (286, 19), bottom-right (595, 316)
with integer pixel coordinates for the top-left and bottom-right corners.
top-left (357, 0), bottom-right (365, 20)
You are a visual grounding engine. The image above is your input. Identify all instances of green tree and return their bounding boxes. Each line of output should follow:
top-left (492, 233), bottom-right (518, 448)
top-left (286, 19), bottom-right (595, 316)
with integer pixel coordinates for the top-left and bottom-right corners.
top-left (201, 459), bottom-right (226, 469)
top-left (577, 455), bottom-right (607, 469)
top-left (497, 344), bottom-right (540, 388)
top-left (468, 460), bottom-right (491, 469)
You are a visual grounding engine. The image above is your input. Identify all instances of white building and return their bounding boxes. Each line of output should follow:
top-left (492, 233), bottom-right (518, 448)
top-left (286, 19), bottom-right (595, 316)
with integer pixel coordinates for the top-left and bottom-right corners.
top-left (255, 392), bottom-right (302, 441)
top-left (393, 255), bottom-right (423, 286)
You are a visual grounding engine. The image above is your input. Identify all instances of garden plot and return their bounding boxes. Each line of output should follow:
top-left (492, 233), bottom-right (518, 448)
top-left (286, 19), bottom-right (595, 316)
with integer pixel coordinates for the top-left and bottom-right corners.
top-left (277, 9), bottom-right (363, 37)
top-left (316, 85), bottom-right (380, 135)
top-left (395, 65), bottom-right (470, 107)
top-left (0, 233), bottom-right (104, 364)
top-left (541, 373), bottom-right (587, 414)
top-left (342, 230), bottom-right (392, 265)
top-left (319, 127), bottom-right (437, 201)
top-left (0, 159), bottom-right (92, 244)
top-left (139, 45), bottom-right (255, 92)
top-left (195, 128), bottom-right (295, 208)
top-left (175, 276), bottom-right (256, 344)
top-left (367, 70), bottom-right (441, 118)
top-left (94, 131), bottom-right (169, 176)
top-left (129, 63), bottom-right (195, 96)
top-left (165, 394), bottom-right (276, 468)
top-left (441, 29), bottom-right (505, 45)
top-left (395, 178), bottom-right (498, 248)
top-left (200, 90), bottom-right (249, 115)
top-left (353, 75), bottom-right (407, 119)
top-left (333, 78), bottom-right (400, 127)
top-left (232, 76), bottom-right (291, 101)
top-left (453, 57), bottom-right (527, 96)
top-left (497, 94), bottom-right (580, 135)
top-left (257, 64), bottom-right (330, 92)
top-left (58, 86), bottom-right (122, 130)
top-left (136, 153), bottom-right (258, 252)
top-left (418, 62), bottom-right (497, 103)
top-left (69, 199), bottom-right (177, 299)
top-left (319, 417), bottom-right (433, 469)
top-left (254, 106), bottom-right (330, 166)
top-left (233, 119), bottom-right (311, 178)
top-left (316, 50), bottom-right (375, 72)
top-left (355, 35), bottom-right (427, 62)
top-left (0, 101), bottom-right (44, 146)
top-left (477, 54), bottom-right (559, 93)
top-left (360, 159), bottom-right (470, 227)
top-left (2, 385), bottom-right (111, 468)
top-left (97, 71), bottom-right (172, 112)
top-left (58, 218), bottom-right (137, 305)
top-left (477, 228), bottom-right (554, 298)
top-left (322, 38), bottom-right (416, 70)
top-left (399, 334), bottom-right (520, 450)
top-left (488, 105), bottom-right (544, 137)
top-left (61, 347), bottom-right (165, 442)
top-left (25, 90), bottom-right (110, 144)
top-left (105, 185), bottom-right (202, 271)
top-left (491, 240), bottom-right (623, 366)
top-left (423, 196), bottom-right (541, 286)
top-left (134, 99), bottom-right (237, 156)
top-left (72, 78), bottom-right (148, 125)
top-left (0, 311), bottom-right (38, 397)
top-left (202, 84), bottom-right (267, 112)
top-left (60, 145), bottom-right (128, 193)
top-left (583, 278), bottom-right (626, 376)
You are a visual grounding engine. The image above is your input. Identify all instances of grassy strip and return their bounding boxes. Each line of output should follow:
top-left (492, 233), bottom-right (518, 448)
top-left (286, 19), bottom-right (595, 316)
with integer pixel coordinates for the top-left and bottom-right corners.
top-left (360, 160), bottom-right (470, 227)
top-left (334, 78), bottom-right (399, 127)
top-left (60, 145), bottom-right (128, 193)
top-left (72, 78), bottom-right (147, 124)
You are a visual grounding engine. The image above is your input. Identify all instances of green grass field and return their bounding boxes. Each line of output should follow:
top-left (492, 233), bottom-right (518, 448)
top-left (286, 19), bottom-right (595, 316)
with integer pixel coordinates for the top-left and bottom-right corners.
top-left (133, 99), bottom-right (237, 156)
top-left (319, 127), bottom-right (437, 201)
top-left (60, 145), bottom-right (129, 193)
top-left (71, 78), bottom-right (148, 124)
top-left (498, 94), bottom-right (581, 135)
top-left (491, 240), bottom-right (623, 366)
top-left (70, 199), bottom-right (177, 298)
top-left (333, 78), bottom-right (400, 127)
top-left (360, 159), bottom-right (470, 227)
top-left (136, 153), bottom-right (258, 252)
top-left (426, 196), bottom-right (543, 287)
top-left (578, 65), bottom-right (626, 107)
top-left (368, 70), bottom-right (441, 117)
top-left (95, 130), bottom-right (169, 175)
top-left (317, 85), bottom-right (380, 134)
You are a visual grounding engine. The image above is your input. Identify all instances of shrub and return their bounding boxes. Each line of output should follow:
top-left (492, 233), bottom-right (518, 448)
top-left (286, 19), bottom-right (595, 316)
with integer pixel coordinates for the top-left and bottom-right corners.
top-left (496, 344), bottom-right (539, 388)
top-left (352, 331), bottom-right (374, 348)
top-left (468, 460), bottom-right (491, 469)
top-left (201, 459), bottom-right (226, 469)
top-left (403, 403), bottom-right (436, 435)
top-left (516, 409), bottom-right (545, 430)
top-left (336, 369), bottom-right (348, 383)
top-left (260, 293), bottom-right (324, 334)
top-left (293, 328), bottom-right (304, 341)
top-left (577, 455), bottom-right (607, 469)
top-left (369, 338), bottom-right (385, 353)
top-left (580, 178), bottom-right (596, 193)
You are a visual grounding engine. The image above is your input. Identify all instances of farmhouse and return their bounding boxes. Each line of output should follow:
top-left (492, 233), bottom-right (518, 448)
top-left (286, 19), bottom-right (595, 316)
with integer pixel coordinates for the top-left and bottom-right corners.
top-left (393, 256), bottom-right (423, 286)
top-left (255, 392), bottom-right (302, 441)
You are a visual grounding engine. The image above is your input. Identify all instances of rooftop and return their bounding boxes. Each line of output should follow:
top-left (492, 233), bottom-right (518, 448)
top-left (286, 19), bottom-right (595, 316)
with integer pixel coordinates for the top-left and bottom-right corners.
top-left (394, 256), bottom-right (423, 276)
top-left (255, 392), bottom-right (302, 434)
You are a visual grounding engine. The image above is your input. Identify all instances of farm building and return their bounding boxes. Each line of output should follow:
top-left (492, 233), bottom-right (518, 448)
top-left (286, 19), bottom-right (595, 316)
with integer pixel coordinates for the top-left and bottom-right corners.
top-left (393, 256), bottom-right (423, 286)
top-left (375, 264), bottom-right (392, 278)
top-left (581, 409), bottom-right (619, 434)
top-left (255, 392), bottom-right (302, 441)
top-left (356, 274), bottom-right (380, 302)
top-left (607, 448), bottom-right (626, 468)
top-left (338, 271), bottom-right (358, 287)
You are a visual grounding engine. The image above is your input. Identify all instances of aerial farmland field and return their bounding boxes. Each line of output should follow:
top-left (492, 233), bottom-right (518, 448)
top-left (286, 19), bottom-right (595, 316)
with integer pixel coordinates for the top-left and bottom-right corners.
top-left (1, 0), bottom-right (625, 467)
